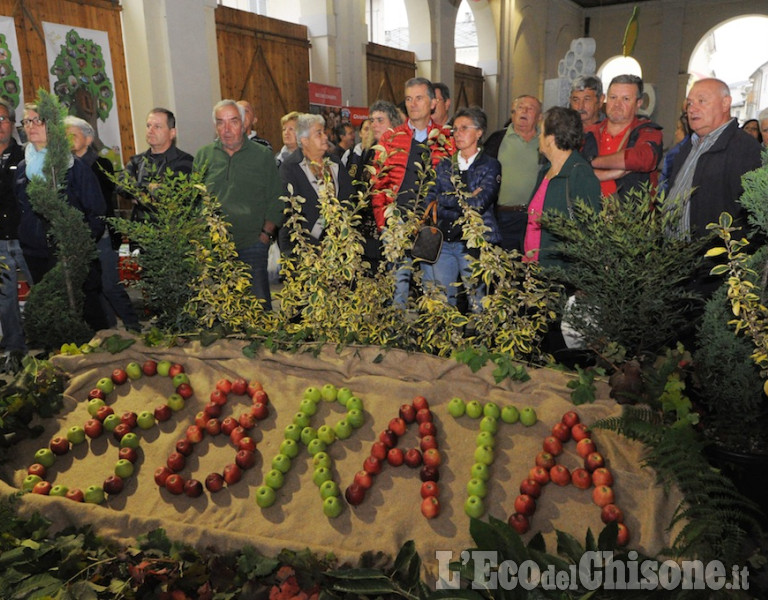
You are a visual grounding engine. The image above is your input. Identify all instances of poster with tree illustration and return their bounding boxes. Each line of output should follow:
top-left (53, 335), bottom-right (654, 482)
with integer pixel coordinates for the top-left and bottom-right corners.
top-left (43, 22), bottom-right (121, 168)
top-left (0, 17), bottom-right (24, 114)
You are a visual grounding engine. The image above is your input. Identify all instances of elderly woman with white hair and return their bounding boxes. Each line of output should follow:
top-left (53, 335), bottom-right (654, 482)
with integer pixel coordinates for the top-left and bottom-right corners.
top-left (277, 112), bottom-right (353, 258)
top-left (65, 115), bottom-right (140, 332)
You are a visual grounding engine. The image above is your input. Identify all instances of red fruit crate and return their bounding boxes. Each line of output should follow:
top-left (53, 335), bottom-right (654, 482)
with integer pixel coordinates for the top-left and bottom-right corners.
top-left (118, 256), bottom-right (141, 282)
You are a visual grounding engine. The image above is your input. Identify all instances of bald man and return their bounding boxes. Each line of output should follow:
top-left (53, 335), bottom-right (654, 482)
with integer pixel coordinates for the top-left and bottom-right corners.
top-left (667, 78), bottom-right (761, 296)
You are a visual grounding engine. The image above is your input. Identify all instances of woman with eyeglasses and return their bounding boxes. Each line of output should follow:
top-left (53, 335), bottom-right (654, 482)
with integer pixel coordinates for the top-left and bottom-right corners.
top-left (15, 103), bottom-right (109, 330)
top-left (425, 106), bottom-right (501, 311)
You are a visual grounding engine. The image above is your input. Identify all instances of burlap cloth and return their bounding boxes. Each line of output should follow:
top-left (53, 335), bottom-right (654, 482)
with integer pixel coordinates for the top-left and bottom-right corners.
top-left (0, 334), bottom-right (682, 574)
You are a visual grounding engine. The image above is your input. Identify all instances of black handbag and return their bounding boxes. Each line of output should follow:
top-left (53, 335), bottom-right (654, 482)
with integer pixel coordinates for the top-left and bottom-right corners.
top-left (411, 201), bottom-right (443, 264)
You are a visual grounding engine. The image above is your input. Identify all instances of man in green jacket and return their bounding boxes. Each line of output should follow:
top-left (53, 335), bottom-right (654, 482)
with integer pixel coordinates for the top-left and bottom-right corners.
top-left (194, 99), bottom-right (284, 310)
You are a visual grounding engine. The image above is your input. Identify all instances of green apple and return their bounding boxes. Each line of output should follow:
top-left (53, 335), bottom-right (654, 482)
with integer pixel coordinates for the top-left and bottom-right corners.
top-left (284, 424), bottom-right (302, 442)
top-left (120, 432), bottom-right (140, 449)
top-left (115, 458), bottom-right (135, 478)
top-left (167, 393), bottom-right (185, 412)
top-left (125, 362), bottom-right (142, 380)
top-left (313, 466), bottom-right (332, 486)
top-left (271, 453), bottom-right (292, 473)
top-left (136, 411), bottom-right (155, 430)
top-left (466, 477), bottom-right (488, 498)
top-left (87, 397), bottom-right (105, 417)
top-left (483, 402), bottom-right (501, 419)
top-left (480, 416), bottom-right (498, 434)
top-left (95, 377), bottom-right (114, 395)
top-left (66, 425), bottom-right (86, 445)
top-left (322, 495), bottom-right (343, 518)
top-left (156, 360), bottom-right (172, 377)
top-left (336, 387), bottom-right (353, 406)
top-left (501, 405), bottom-right (520, 424)
top-left (34, 448), bottom-right (55, 468)
top-left (279, 438), bottom-right (299, 458)
top-left (473, 445), bottom-right (494, 466)
top-left (447, 397), bottom-right (466, 418)
top-left (303, 386), bottom-right (322, 403)
top-left (312, 452), bottom-right (332, 469)
top-left (519, 407), bottom-right (538, 427)
top-left (307, 438), bottom-right (327, 456)
top-left (470, 462), bottom-right (491, 481)
top-left (22, 474), bottom-right (42, 491)
top-left (476, 431), bottom-right (496, 447)
top-left (347, 408), bottom-right (364, 428)
top-left (172, 373), bottom-right (190, 387)
top-left (84, 484), bottom-right (105, 504)
top-left (255, 485), bottom-right (277, 508)
top-left (465, 400), bottom-right (483, 419)
top-left (464, 494), bottom-right (485, 518)
top-left (299, 398), bottom-right (318, 416)
top-left (102, 413), bottom-right (121, 432)
top-left (300, 426), bottom-right (318, 446)
top-left (317, 425), bottom-right (336, 445)
top-left (345, 396), bottom-right (364, 412)
top-left (264, 468), bottom-right (285, 490)
top-left (334, 419), bottom-right (353, 440)
top-left (319, 479), bottom-right (339, 499)
top-left (49, 484), bottom-right (69, 497)
top-left (293, 411), bottom-right (311, 429)
top-left (320, 383), bottom-right (337, 402)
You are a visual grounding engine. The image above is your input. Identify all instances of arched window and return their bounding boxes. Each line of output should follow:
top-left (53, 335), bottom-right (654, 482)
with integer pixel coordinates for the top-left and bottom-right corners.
top-left (455, 0), bottom-right (478, 66)
top-left (597, 56), bottom-right (642, 93)
top-left (688, 15), bottom-right (768, 119)
top-left (366, 0), bottom-right (409, 49)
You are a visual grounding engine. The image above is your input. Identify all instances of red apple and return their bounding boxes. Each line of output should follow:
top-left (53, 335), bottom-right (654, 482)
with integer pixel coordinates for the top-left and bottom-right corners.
top-left (103, 474), bottom-right (124, 495)
top-left (184, 479), bottom-right (204, 498)
top-left (168, 363), bottom-right (185, 377)
top-left (210, 389), bottom-right (228, 406)
top-left (420, 465), bottom-right (440, 482)
top-left (204, 402), bottom-right (222, 420)
top-left (571, 468), bottom-right (592, 489)
top-left (111, 368), bottom-right (128, 385)
top-left (154, 404), bottom-right (172, 422)
top-left (118, 447), bottom-right (139, 463)
top-left (412, 396), bottom-right (429, 411)
top-left (185, 425), bottom-right (204, 444)
top-left (28, 463), bottom-right (47, 478)
top-left (519, 478), bottom-right (542, 499)
top-left (353, 470), bottom-right (373, 489)
top-left (88, 388), bottom-right (106, 400)
top-left (529, 466), bottom-right (550, 485)
top-left (551, 422), bottom-right (571, 443)
top-left (399, 404), bottom-right (416, 423)
top-left (49, 435), bottom-right (70, 455)
top-left (363, 455), bottom-right (382, 475)
top-left (508, 513), bottom-right (530, 534)
top-left (576, 438), bottom-right (596, 459)
top-left (176, 383), bottom-right (193, 399)
top-left (387, 447), bottom-right (405, 467)
top-left (345, 483), bottom-right (366, 506)
top-left (251, 389), bottom-right (269, 405)
top-left (95, 405), bottom-right (114, 422)
top-left (514, 494), bottom-right (536, 516)
top-left (535, 451), bottom-right (555, 470)
top-left (549, 464), bottom-right (571, 486)
top-left (388, 417), bottom-right (407, 437)
top-left (422, 448), bottom-right (441, 468)
top-left (404, 448), bottom-right (423, 468)
top-left (420, 435), bottom-right (438, 451)
top-left (250, 402), bottom-right (269, 421)
top-left (222, 463), bottom-right (242, 485)
top-left (120, 411), bottom-right (138, 429)
top-left (238, 436), bottom-right (257, 452)
top-left (415, 408), bottom-right (432, 423)
top-left (616, 523), bottom-right (630, 546)
top-left (592, 467), bottom-right (614, 487)
top-left (142, 360), bottom-right (158, 376)
top-left (420, 480), bottom-right (439, 498)
top-left (370, 441), bottom-right (388, 460)
top-left (112, 423), bottom-right (132, 441)
top-left (235, 449), bottom-right (256, 470)
top-left (84, 418), bottom-right (103, 439)
top-left (230, 378), bottom-right (248, 396)
top-left (585, 452), bottom-right (605, 472)
top-left (230, 426), bottom-right (247, 445)
top-left (542, 436), bottom-right (563, 456)
top-left (592, 485), bottom-right (615, 507)
top-left (238, 412), bottom-right (256, 430)
top-left (421, 496), bottom-right (440, 519)
top-left (32, 480), bottom-right (52, 495)
top-left (216, 378), bottom-right (232, 394)
top-left (164, 473), bottom-right (185, 495)
top-left (247, 379), bottom-right (264, 397)
top-left (65, 488), bottom-right (85, 502)
top-left (205, 472), bottom-right (225, 492)
top-left (175, 439), bottom-right (194, 456)
top-left (154, 466), bottom-right (172, 487)
top-left (418, 422), bottom-right (437, 438)
top-left (167, 451), bottom-right (186, 472)
top-left (379, 429), bottom-right (398, 449)
top-left (571, 423), bottom-right (591, 442)
top-left (601, 503), bottom-right (624, 524)
top-left (221, 417), bottom-right (238, 436)
top-left (561, 411), bottom-right (580, 429)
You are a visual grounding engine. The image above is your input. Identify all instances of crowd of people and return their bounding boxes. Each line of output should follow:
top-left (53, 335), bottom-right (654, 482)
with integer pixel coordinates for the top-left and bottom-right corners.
top-left (0, 72), bottom-right (764, 363)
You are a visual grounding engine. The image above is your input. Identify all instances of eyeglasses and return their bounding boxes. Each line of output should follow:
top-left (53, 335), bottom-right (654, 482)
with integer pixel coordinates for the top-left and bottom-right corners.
top-left (452, 125), bottom-right (479, 134)
top-left (21, 117), bottom-right (44, 127)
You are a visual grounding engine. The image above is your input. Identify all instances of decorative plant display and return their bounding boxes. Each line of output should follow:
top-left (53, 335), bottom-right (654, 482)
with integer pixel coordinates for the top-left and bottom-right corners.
top-left (22, 90), bottom-right (97, 349)
top-left (50, 28), bottom-right (113, 150)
